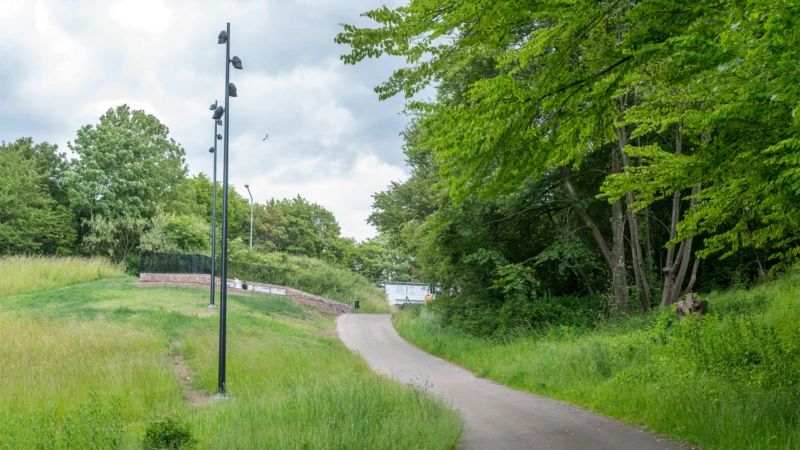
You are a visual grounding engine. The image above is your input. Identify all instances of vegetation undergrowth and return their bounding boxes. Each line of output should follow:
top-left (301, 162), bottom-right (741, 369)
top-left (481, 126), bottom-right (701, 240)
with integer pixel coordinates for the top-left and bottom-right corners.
top-left (0, 259), bottom-right (460, 449)
top-left (0, 255), bottom-right (122, 296)
top-left (229, 251), bottom-right (389, 313)
top-left (394, 269), bottom-right (800, 450)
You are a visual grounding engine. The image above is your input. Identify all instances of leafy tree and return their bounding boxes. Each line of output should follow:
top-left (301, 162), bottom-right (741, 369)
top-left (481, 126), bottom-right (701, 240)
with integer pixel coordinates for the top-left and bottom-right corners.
top-left (354, 235), bottom-right (413, 283)
top-left (3, 137), bottom-right (69, 204)
top-left (339, 0), bottom-right (800, 316)
top-left (83, 214), bottom-right (149, 263)
top-left (63, 105), bottom-right (187, 222)
top-left (274, 196), bottom-right (344, 262)
top-left (252, 202), bottom-right (288, 253)
top-left (0, 144), bottom-right (76, 254)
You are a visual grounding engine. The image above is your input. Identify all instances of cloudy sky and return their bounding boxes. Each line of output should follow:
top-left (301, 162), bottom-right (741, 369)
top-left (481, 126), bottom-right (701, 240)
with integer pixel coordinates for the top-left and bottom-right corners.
top-left (0, 0), bottom-right (416, 241)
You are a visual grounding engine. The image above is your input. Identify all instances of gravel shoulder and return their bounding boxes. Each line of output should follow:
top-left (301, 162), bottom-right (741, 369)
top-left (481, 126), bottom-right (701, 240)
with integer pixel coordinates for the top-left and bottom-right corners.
top-left (337, 314), bottom-right (681, 450)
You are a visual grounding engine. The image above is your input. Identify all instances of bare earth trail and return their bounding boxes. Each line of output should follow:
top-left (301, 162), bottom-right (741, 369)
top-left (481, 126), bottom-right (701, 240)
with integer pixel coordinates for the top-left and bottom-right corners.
top-left (337, 314), bottom-right (681, 450)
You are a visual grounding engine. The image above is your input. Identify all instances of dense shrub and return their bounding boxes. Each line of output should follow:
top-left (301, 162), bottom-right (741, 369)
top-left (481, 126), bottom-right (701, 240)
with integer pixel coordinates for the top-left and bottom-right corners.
top-left (142, 417), bottom-right (196, 450)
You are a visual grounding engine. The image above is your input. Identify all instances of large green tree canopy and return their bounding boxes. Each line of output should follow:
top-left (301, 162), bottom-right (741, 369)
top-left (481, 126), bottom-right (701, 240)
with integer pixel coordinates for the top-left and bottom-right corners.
top-left (337, 0), bottom-right (800, 263)
top-left (63, 105), bottom-right (188, 221)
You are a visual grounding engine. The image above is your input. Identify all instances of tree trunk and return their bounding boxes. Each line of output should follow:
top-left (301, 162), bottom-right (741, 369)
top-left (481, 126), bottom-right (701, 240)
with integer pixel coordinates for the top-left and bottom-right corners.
top-left (743, 210), bottom-right (768, 279)
top-left (610, 148), bottom-right (629, 314)
top-left (559, 166), bottom-right (613, 269)
top-left (660, 123), bottom-right (684, 308)
top-left (617, 120), bottom-right (652, 311)
top-left (575, 266), bottom-right (595, 296)
top-left (682, 258), bottom-right (700, 296)
top-left (668, 184), bottom-right (700, 304)
top-left (660, 123), bottom-right (704, 307)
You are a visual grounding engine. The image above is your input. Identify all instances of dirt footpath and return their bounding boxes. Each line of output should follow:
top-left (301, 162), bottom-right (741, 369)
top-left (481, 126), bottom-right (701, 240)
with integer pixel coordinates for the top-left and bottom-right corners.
top-left (337, 314), bottom-right (681, 450)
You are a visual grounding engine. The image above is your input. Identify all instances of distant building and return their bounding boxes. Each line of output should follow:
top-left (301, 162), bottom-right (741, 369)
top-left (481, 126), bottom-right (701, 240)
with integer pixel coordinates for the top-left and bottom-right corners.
top-left (384, 282), bottom-right (433, 307)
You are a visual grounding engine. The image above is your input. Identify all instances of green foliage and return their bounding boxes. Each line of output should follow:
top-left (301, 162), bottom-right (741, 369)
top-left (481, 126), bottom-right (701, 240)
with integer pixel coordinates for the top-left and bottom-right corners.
top-left (273, 196), bottom-right (343, 261)
top-left (84, 214), bottom-right (150, 262)
top-left (63, 105), bottom-right (187, 221)
top-left (0, 142), bottom-right (77, 254)
top-left (396, 268), bottom-right (800, 449)
top-left (2, 137), bottom-right (69, 204)
top-left (353, 235), bottom-right (412, 283)
top-left (162, 215), bottom-right (209, 253)
top-left (142, 417), bottom-right (197, 450)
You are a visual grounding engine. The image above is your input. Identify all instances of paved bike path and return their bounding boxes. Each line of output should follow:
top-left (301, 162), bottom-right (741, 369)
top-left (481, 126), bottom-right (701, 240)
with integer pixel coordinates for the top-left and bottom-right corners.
top-left (337, 314), bottom-right (680, 450)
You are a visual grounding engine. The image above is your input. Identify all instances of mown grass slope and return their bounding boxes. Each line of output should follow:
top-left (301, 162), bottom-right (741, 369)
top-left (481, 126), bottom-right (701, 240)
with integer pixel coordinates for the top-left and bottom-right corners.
top-left (0, 260), bottom-right (460, 449)
top-left (395, 269), bottom-right (800, 450)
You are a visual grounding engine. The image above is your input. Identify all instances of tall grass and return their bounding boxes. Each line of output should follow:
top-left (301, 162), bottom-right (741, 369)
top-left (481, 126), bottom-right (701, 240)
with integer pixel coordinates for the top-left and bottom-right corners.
top-left (0, 255), bottom-right (122, 296)
top-left (0, 277), bottom-right (461, 448)
top-left (232, 252), bottom-right (389, 313)
top-left (395, 269), bottom-right (800, 450)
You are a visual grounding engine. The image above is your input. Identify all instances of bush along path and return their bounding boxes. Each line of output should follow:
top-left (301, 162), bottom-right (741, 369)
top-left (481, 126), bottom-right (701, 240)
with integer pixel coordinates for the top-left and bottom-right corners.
top-left (337, 314), bottom-right (680, 450)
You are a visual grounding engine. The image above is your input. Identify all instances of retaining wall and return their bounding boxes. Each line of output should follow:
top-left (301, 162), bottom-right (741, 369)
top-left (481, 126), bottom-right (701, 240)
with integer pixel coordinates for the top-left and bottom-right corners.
top-left (139, 273), bottom-right (352, 314)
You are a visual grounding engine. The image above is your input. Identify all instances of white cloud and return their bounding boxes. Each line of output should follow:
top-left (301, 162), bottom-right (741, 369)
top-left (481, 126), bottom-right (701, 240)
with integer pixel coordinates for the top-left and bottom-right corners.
top-left (0, 0), bottom-right (412, 241)
top-left (108, 0), bottom-right (173, 35)
top-left (242, 154), bottom-right (408, 241)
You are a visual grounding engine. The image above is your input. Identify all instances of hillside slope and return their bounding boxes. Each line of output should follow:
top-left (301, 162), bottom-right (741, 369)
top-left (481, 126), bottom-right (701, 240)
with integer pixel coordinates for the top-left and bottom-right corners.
top-left (225, 251), bottom-right (390, 313)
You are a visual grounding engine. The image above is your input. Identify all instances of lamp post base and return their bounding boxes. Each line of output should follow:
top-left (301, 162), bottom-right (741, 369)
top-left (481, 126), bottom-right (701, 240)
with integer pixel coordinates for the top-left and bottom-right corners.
top-left (213, 393), bottom-right (230, 402)
top-left (208, 304), bottom-right (217, 309)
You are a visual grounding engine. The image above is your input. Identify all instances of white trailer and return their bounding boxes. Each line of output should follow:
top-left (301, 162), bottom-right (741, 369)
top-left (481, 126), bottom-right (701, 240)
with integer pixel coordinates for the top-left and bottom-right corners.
top-left (384, 282), bottom-right (432, 308)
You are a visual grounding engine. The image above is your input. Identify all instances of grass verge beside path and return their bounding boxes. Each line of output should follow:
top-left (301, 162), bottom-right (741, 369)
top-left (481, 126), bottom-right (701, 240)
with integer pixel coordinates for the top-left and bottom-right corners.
top-left (395, 270), bottom-right (800, 450)
top-left (0, 255), bottom-right (122, 296)
top-left (1, 276), bottom-right (461, 449)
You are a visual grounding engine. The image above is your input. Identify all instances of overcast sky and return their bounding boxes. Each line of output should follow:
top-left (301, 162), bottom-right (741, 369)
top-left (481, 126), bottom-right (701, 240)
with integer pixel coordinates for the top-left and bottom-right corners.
top-left (0, 0), bottom-right (415, 241)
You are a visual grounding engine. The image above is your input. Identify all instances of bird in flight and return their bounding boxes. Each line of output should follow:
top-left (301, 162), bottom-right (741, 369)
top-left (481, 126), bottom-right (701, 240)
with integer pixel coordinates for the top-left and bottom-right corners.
top-left (263, 134), bottom-right (269, 141)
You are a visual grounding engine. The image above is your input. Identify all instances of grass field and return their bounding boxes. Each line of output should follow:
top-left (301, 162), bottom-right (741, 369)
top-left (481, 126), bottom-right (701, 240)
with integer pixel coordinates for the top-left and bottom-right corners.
top-left (0, 261), bottom-right (461, 449)
top-left (395, 270), bottom-right (800, 450)
top-left (0, 255), bottom-right (122, 296)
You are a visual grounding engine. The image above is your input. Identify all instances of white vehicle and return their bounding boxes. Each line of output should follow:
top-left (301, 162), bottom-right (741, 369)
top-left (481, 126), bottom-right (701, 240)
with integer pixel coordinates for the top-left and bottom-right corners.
top-left (384, 282), bottom-right (433, 308)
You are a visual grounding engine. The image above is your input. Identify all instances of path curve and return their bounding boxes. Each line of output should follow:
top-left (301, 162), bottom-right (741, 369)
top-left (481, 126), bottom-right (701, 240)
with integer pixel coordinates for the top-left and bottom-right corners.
top-left (337, 314), bottom-right (680, 450)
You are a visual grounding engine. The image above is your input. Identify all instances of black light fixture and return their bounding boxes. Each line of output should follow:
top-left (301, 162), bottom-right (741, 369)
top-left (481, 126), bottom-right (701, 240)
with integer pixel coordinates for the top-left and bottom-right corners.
top-left (216, 119), bottom-right (223, 126)
top-left (215, 21), bottom-right (242, 400)
top-left (212, 106), bottom-right (225, 120)
top-left (217, 134), bottom-right (223, 140)
top-left (208, 100), bottom-right (222, 312)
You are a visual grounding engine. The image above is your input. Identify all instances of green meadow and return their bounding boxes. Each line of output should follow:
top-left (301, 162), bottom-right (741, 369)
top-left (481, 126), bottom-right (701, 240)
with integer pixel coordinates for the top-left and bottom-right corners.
top-left (0, 257), bottom-right (461, 449)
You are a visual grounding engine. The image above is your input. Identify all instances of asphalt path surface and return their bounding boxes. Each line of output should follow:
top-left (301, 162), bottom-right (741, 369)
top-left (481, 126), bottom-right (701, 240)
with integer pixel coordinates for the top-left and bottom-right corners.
top-left (337, 314), bottom-right (681, 450)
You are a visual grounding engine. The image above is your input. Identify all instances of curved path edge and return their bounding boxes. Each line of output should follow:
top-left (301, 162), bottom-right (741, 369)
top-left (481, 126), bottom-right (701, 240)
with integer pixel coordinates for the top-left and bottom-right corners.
top-left (337, 314), bottom-right (682, 450)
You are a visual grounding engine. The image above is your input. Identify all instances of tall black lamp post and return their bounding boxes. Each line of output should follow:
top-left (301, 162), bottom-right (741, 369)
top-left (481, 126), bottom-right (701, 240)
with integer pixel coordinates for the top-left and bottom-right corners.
top-left (208, 102), bottom-right (223, 310)
top-left (215, 22), bottom-right (242, 399)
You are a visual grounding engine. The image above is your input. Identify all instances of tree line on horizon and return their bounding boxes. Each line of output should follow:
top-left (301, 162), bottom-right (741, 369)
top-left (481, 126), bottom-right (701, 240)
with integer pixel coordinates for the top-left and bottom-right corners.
top-left (0, 105), bottom-right (412, 283)
top-left (338, 0), bottom-right (800, 335)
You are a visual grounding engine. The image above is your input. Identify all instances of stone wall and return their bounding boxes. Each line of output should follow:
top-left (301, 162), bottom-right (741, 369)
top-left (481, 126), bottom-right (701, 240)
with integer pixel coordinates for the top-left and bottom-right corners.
top-left (139, 273), bottom-right (352, 314)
